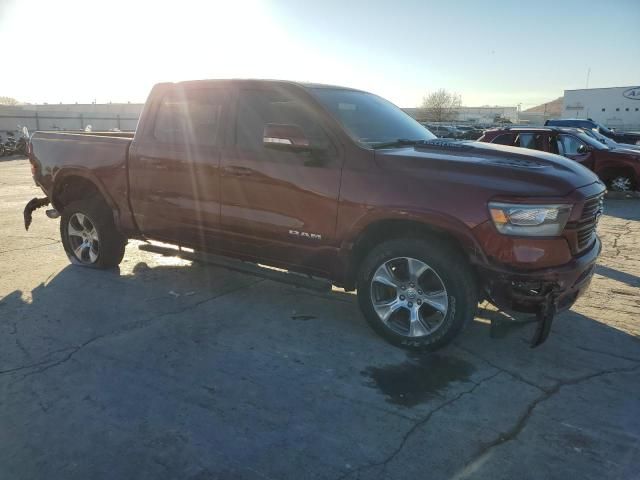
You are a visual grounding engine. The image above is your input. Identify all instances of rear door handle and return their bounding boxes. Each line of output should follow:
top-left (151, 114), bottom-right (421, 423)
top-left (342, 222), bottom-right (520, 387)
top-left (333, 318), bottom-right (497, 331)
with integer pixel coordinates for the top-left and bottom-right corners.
top-left (224, 166), bottom-right (253, 177)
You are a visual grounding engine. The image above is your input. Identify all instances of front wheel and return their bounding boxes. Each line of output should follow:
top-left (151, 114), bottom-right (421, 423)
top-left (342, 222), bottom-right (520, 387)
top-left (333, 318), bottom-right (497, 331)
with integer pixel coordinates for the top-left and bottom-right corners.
top-left (60, 197), bottom-right (127, 269)
top-left (357, 238), bottom-right (477, 351)
top-left (608, 174), bottom-right (636, 192)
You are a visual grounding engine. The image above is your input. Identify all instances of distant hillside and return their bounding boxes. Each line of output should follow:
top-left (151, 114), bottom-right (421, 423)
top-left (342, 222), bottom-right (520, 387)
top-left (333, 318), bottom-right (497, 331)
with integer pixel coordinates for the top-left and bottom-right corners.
top-left (524, 97), bottom-right (563, 116)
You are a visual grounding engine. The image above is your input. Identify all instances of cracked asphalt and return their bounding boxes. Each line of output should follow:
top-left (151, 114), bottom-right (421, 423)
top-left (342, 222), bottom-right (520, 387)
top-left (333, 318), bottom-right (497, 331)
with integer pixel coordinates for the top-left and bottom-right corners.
top-left (1, 157), bottom-right (639, 480)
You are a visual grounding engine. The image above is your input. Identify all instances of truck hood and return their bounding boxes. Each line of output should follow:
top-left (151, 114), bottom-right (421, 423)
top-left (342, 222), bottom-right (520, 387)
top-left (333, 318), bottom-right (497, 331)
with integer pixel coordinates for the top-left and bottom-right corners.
top-left (374, 140), bottom-right (600, 197)
top-left (609, 146), bottom-right (640, 158)
top-left (612, 131), bottom-right (640, 143)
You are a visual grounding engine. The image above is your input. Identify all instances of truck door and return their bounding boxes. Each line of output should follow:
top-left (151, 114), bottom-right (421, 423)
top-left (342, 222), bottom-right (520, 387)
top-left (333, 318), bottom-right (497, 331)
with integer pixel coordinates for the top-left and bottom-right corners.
top-left (219, 85), bottom-right (343, 275)
top-left (128, 86), bottom-right (228, 248)
top-left (555, 133), bottom-right (595, 170)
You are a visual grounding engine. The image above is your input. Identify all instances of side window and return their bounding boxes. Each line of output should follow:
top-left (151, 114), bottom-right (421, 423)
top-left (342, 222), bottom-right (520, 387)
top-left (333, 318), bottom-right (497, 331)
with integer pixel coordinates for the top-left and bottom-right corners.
top-left (153, 88), bottom-right (223, 146)
top-left (557, 134), bottom-right (586, 155)
top-left (517, 133), bottom-right (543, 150)
top-left (491, 133), bottom-right (515, 145)
top-left (235, 89), bottom-right (332, 152)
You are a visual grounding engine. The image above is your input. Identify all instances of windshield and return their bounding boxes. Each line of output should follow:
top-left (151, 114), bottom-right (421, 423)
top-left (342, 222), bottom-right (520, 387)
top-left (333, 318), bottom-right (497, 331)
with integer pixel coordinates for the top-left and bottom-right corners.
top-left (583, 128), bottom-right (618, 148)
top-left (574, 130), bottom-right (609, 150)
top-left (596, 123), bottom-right (614, 135)
top-left (309, 88), bottom-right (436, 147)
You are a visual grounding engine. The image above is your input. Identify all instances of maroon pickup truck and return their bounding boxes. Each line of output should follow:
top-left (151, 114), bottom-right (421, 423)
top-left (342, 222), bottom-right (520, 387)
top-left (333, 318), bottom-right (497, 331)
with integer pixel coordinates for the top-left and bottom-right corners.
top-left (24, 79), bottom-right (605, 350)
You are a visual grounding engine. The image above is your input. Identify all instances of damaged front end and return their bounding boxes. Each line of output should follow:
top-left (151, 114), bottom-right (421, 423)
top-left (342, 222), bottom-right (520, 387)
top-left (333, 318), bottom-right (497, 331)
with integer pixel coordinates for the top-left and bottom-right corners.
top-left (480, 237), bottom-right (600, 348)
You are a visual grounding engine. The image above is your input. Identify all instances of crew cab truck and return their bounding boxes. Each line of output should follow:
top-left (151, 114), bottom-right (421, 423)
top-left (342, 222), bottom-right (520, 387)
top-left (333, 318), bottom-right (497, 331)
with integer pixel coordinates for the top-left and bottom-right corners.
top-left (25, 79), bottom-right (605, 350)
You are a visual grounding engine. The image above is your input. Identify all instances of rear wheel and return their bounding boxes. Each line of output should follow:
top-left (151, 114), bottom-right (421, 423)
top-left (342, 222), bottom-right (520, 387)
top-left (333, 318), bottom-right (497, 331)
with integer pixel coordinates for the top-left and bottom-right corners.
top-left (60, 197), bottom-right (126, 269)
top-left (357, 238), bottom-right (477, 351)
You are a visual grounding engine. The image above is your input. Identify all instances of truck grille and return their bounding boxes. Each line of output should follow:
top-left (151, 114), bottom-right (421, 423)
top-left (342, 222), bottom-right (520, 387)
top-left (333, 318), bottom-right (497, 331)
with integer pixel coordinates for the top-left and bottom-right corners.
top-left (575, 194), bottom-right (604, 251)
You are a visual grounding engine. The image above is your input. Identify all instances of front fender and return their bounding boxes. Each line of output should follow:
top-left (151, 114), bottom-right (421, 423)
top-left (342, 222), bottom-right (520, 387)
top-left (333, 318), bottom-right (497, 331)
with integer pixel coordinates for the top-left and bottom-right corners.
top-left (333, 207), bottom-right (487, 288)
top-left (342, 207), bottom-right (485, 256)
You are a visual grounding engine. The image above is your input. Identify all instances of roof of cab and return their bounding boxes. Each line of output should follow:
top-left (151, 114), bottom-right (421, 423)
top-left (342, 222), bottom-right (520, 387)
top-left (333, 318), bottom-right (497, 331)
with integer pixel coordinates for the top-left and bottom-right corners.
top-left (156, 78), bottom-right (364, 92)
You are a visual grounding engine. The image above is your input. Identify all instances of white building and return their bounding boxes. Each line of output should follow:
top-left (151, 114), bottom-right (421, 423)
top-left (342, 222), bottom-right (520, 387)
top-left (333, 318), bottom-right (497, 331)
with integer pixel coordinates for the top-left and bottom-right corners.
top-left (562, 86), bottom-right (640, 131)
top-left (403, 106), bottom-right (517, 124)
top-left (0, 103), bottom-right (144, 133)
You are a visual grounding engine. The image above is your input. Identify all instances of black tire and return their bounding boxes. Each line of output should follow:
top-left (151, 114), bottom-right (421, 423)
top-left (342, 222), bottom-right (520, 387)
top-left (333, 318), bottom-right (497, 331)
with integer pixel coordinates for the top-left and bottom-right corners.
top-left (60, 196), bottom-right (127, 269)
top-left (357, 237), bottom-right (477, 351)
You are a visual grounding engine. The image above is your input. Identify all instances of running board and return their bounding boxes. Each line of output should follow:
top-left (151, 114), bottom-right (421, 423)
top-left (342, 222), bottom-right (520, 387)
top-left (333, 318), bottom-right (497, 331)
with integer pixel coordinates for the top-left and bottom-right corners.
top-left (138, 243), bottom-right (332, 292)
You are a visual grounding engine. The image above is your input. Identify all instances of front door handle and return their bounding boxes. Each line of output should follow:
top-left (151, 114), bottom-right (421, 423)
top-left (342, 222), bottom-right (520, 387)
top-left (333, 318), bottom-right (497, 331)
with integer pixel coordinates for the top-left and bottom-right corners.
top-left (141, 157), bottom-right (170, 170)
top-left (224, 166), bottom-right (253, 177)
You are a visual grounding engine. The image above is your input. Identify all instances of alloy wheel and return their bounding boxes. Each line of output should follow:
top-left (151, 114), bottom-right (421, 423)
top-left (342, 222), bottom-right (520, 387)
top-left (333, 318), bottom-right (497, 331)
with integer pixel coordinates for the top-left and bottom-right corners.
top-left (67, 212), bottom-right (100, 264)
top-left (370, 256), bottom-right (448, 337)
top-left (610, 176), bottom-right (633, 192)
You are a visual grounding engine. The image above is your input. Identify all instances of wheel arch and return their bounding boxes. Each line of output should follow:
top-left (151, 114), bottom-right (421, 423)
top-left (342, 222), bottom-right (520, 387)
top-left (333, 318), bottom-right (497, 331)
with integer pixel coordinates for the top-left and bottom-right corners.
top-left (339, 212), bottom-right (485, 290)
top-left (597, 165), bottom-right (638, 190)
top-left (51, 170), bottom-right (116, 213)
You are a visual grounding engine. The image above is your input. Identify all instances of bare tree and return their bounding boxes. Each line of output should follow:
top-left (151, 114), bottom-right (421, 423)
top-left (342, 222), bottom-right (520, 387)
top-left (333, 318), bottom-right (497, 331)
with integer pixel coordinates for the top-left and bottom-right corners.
top-left (0, 96), bottom-right (19, 106)
top-left (419, 89), bottom-right (462, 123)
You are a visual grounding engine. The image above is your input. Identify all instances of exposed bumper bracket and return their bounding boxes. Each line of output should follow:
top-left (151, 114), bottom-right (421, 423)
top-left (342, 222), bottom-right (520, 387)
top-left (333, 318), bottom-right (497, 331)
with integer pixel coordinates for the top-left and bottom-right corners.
top-left (530, 290), bottom-right (557, 348)
top-left (23, 197), bottom-right (50, 231)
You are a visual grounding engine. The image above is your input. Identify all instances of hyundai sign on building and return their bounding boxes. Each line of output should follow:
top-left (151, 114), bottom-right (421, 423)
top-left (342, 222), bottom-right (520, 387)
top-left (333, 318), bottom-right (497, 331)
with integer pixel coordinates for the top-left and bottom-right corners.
top-left (562, 86), bottom-right (640, 131)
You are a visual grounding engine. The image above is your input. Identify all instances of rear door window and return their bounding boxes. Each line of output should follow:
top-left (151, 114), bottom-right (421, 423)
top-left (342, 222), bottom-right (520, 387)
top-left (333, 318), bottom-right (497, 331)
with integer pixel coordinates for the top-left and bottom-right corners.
top-left (516, 133), bottom-right (543, 150)
top-left (491, 133), bottom-right (515, 145)
top-left (153, 88), bottom-right (224, 146)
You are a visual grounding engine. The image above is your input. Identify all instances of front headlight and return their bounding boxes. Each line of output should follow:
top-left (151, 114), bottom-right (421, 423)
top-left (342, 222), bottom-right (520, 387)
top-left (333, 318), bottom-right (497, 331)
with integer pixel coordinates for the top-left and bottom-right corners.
top-left (488, 202), bottom-right (573, 236)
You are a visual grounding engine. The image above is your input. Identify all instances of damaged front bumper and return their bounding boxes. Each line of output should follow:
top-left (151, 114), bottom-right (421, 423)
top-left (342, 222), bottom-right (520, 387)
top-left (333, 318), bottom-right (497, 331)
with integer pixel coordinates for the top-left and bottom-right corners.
top-left (23, 197), bottom-right (50, 230)
top-left (479, 237), bottom-right (601, 347)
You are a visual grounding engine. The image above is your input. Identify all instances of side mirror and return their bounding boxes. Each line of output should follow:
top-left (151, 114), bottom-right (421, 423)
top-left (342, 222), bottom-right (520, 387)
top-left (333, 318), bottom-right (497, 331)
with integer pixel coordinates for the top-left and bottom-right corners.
top-left (577, 144), bottom-right (590, 154)
top-left (263, 124), bottom-right (310, 151)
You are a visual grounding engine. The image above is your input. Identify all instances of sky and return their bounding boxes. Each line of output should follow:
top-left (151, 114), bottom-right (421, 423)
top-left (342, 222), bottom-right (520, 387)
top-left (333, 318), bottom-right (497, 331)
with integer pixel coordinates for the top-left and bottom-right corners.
top-left (1, 0), bottom-right (639, 108)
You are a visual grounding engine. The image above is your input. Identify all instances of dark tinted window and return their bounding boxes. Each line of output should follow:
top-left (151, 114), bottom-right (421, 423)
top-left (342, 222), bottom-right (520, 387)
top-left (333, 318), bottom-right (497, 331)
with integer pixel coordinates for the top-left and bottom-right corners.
top-left (310, 88), bottom-right (436, 146)
top-left (491, 133), bottom-right (515, 145)
top-left (236, 88), bottom-right (331, 151)
top-left (516, 133), bottom-right (543, 150)
top-left (557, 134), bottom-right (587, 155)
top-left (154, 88), bottom-right (223, 146)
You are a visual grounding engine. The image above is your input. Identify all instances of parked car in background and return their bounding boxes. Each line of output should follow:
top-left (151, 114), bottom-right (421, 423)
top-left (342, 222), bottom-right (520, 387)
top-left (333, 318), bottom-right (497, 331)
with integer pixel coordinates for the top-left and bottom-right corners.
top-left (25, 79), bottom-right (605, 350)
top-left (479, 126), bottom-right (640, 191)
top-left (581, 127), bottom-right (640, 152)
top-left (453, 125), bottom-right (483, 140)
top-left (545, 118), bottom-right (640, 146)
top-left (422, 124), bottom-right (464, 139)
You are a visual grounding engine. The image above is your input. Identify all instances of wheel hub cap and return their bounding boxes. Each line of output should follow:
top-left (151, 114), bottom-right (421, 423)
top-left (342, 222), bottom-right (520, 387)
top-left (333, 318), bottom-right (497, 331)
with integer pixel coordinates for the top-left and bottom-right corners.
top-left (611, 176), bottom-right (631, 192)
top-left (370, 256), bottom-right (448, 338)
top-left (67, 212), bottom-right (100, 264)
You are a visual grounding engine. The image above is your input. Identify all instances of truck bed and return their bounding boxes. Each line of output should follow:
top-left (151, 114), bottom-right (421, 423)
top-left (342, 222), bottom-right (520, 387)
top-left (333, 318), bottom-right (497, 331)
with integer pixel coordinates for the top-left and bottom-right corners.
top-left (29, 130), bottom-right (136, 232)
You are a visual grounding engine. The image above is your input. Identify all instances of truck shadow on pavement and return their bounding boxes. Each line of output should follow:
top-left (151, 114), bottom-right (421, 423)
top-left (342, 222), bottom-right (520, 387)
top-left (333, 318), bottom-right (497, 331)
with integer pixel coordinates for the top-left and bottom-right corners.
top-left (2, 257), bottom-right (638, 385)
top-left (595, 264), bottom-right (640, 288)
top-left (1, 257), bottom-right (639, 480)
